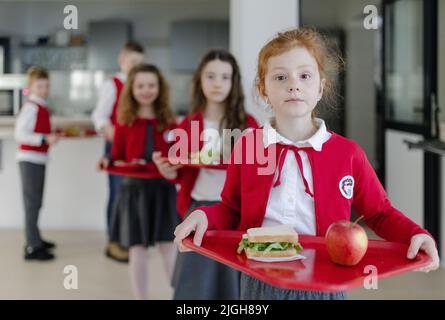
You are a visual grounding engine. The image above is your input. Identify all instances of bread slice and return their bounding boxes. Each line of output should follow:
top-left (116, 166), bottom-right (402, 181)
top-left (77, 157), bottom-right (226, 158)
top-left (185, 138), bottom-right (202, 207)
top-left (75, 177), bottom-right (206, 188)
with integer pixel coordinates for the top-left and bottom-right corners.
top-left (245, 247), bottom-right (298, 258)
top-left (247, 225), bottom-right (298, 244)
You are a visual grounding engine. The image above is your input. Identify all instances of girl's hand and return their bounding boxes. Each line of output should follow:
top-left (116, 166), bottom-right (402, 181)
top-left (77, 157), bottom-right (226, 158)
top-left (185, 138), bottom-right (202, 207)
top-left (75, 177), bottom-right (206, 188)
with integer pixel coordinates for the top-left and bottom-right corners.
top-left (173, 210), bottom-right (208, 252)
top-left (152, 151), bottom-right (182, 180)
top-left (407, 233), bottom-right (440, 272)
top-left (96, 158), bottom-right (110, 171)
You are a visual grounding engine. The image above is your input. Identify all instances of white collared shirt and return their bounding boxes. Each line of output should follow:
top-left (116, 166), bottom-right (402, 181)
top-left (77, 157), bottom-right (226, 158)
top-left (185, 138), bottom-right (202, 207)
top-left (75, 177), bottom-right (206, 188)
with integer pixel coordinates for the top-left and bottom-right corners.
top-left (191, 119), bottom-right (227, 201)
top-left (91, 72), bottom-right (126, 132)
top-left (15, 94), bottom-right (50, 164)
top-left (261, 118), bottom-right (332, 235)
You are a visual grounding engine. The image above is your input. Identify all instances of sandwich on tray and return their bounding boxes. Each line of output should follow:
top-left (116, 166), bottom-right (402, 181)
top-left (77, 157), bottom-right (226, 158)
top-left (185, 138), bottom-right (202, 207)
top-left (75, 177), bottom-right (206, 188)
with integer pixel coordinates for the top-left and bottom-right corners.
top-left (237, 225), bottom-right (303, 258)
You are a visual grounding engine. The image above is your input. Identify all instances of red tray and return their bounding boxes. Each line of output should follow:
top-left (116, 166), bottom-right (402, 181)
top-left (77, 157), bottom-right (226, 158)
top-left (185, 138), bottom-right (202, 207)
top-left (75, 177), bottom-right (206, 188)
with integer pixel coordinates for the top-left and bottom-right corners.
top-left (55, 128), bottom-right (97, 138)
top-left (183, 230), bottom-right (431, 292)
top-left (167, 157), bottom-right (228, 170)
top-left (112, 162), bottom-right (148, 171)
top-left (104, 164), bottom-right (163, 179)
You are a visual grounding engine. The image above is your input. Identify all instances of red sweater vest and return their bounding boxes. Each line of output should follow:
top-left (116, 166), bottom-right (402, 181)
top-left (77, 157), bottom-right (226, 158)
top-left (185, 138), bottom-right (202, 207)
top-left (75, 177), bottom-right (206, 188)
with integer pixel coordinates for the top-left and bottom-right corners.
top-left (20, 102), bottom-right (51, 153)
top-left (196, 128), bottom-right (432, 245)
top-left (175, 112), bottom-right (259, 217)
top-left (110, 77), bottom-right (124, 126)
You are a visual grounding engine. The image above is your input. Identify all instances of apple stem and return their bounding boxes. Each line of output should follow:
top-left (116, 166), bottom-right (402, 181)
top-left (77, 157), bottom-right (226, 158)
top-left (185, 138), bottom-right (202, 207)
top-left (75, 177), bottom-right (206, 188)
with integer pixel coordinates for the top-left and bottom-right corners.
top-left (353, 215), bottom-right (364, 226)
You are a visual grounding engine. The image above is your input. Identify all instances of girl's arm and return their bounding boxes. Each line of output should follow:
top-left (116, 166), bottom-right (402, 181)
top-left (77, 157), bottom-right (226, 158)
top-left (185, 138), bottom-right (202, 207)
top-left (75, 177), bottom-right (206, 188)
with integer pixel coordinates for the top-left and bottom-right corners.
top-left (353, 145), bottom-right (439, 272)
top-left (91, 79), bottom-right (116, 134)
top-left (152, 121), bottom-right (184, 183)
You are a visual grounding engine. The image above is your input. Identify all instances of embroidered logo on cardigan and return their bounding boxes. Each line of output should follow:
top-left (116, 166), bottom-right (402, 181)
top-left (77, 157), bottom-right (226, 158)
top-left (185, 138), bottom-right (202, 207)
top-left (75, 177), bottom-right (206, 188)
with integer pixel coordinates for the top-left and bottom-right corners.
top-left (339, 175), bottom-right (354, 199)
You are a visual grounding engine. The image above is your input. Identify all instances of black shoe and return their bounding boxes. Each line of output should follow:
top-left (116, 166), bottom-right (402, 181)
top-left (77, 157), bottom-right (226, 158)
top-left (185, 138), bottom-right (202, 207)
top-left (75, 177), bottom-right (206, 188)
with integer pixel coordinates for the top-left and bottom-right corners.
top-left (42, 240), bottom-right (56, 249)
top-left (24, 246), bottom-right (55, 261)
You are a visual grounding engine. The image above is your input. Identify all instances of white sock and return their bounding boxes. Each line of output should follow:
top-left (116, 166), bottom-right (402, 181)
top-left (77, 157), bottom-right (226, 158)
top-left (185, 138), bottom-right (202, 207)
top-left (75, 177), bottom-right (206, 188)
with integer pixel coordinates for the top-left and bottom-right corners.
top-left (129, 245), bottom-right (148, 300)
top-left (158, 242), bottom-right (178, 281)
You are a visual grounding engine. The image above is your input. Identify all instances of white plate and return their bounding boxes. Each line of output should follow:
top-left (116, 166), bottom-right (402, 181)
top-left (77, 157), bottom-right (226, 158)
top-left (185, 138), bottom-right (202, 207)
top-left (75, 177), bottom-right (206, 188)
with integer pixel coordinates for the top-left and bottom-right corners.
top-left (248, 253), bottom-right (306, 263)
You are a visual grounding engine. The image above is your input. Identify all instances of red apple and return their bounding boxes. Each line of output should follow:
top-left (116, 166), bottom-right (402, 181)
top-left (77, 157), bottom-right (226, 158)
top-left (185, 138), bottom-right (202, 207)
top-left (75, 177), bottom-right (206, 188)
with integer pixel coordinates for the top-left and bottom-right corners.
top-left (325, 216), bottom-right (368, 266)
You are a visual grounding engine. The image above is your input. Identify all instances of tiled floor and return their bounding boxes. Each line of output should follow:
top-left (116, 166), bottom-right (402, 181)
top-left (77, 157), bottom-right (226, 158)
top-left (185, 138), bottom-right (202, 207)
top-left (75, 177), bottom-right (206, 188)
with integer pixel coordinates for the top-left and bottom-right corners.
top-left (0, 230), bottom-right (172, 300)
top-left (0, 230), bottom-right (443, 300)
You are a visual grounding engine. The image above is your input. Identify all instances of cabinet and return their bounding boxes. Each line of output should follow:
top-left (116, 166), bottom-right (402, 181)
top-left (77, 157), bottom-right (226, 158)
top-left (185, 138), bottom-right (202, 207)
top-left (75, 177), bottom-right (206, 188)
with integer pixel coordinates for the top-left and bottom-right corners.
top-left (88, 21), bottom-right (132, 70)
top-left (171, 20), bottom-right (229, 72)
top-left (21, 45), bottom-right (87, 71)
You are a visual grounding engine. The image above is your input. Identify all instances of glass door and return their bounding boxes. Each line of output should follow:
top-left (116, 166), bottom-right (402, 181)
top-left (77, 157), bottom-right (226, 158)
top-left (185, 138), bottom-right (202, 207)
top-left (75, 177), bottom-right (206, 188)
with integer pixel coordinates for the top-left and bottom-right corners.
top-left (384, 0), bottom-right (424, 125)
top-left (380, 0), bottom-right (440, 245)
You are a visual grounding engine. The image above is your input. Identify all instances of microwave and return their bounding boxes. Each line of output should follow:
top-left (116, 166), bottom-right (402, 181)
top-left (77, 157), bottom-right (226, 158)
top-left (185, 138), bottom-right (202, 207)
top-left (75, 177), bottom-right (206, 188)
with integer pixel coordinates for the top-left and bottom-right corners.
top-left (0, 90), bottom-right (13, 115)
top-left (0, 74), bottom-right (27, 116)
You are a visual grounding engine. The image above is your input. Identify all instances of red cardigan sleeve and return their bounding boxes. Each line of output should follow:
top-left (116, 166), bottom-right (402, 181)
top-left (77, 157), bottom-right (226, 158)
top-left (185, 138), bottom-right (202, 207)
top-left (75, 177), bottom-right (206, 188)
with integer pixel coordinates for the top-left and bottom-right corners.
top-left (165, 121), bottom-right (181, 184)
top-left (170, 116), bottom-right (191, 183)
top-left (352, 144), bottom-right (433, 245)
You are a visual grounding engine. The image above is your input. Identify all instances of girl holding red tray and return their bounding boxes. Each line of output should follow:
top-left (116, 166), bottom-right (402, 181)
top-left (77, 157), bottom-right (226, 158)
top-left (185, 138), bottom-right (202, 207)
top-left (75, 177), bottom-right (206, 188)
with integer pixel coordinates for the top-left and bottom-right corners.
top-left (153, 49), bottom-right (259, 300)
top-left (99, 64), bottom-right (181, 300)
top-left (172, 28), bottom-right (440, 300)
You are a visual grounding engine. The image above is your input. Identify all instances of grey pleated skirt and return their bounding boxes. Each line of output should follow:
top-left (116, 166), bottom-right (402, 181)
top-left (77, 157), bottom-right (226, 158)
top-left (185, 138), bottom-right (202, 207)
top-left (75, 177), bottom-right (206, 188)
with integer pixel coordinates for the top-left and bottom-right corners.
top-left (110, 177), bottom-right (181, 249)
top-left (240, 273), bottom-right (347, 300)
top-left (172, 200), bottom-right (240, 300)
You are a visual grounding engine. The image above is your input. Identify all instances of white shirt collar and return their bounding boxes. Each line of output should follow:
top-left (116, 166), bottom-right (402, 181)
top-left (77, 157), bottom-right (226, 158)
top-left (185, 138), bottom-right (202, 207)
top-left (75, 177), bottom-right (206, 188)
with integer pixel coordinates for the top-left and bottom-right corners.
top-left (263, 118), bottom-right (331, 152)
top-left (28, 94), bottom-right (48, 106)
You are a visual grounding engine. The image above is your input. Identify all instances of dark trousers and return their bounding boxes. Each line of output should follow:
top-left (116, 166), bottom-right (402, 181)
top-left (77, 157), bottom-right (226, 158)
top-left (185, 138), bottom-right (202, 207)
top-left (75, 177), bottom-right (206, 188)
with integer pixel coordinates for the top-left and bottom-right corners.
top-left (19, 161), bottom-right (45, 249)
top-left (105, 141), bottom-right (122, 238)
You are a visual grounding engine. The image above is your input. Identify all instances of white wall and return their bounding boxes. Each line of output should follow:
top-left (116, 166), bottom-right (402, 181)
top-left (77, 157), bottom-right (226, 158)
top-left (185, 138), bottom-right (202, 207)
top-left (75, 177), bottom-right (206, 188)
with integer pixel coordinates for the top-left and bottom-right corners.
top-left (230, 0), bottom-right (299, 125)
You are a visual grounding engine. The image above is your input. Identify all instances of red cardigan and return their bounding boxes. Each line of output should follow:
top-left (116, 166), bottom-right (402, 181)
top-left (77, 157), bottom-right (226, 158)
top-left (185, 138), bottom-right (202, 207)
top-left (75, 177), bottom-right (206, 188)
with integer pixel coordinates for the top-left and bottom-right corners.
top-left (175, 112), bottom-right (259, 217)
top-left (195, 128), bottom-right (432, 245)
top-left (112, 118), bottom-right (176, 164)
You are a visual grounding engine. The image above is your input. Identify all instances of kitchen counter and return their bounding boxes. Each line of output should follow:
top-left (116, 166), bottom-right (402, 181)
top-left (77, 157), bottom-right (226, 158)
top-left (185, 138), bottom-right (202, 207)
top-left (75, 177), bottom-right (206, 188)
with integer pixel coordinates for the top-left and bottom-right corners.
top-left (0, 134), bottom-right (107, 230)
top-left (0, 116), bottom-right (95, 139)
top-left (0, 117), bottom-right (105, 230)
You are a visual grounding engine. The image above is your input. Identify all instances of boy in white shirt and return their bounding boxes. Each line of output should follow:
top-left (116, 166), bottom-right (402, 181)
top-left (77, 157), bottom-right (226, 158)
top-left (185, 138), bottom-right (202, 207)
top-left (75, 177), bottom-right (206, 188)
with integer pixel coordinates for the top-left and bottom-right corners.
top-left (92, 41), bottom-right (144, 262)
top-left (15, 67), bottom-right (59, 261)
